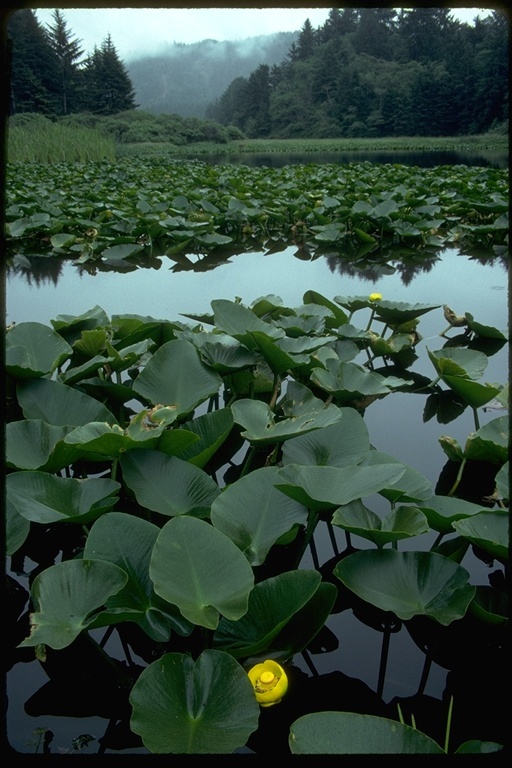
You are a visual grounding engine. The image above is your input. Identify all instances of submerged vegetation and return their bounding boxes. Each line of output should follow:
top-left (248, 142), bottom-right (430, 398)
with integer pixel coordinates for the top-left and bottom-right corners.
top-left (6, 290), bottom-right (508, 754)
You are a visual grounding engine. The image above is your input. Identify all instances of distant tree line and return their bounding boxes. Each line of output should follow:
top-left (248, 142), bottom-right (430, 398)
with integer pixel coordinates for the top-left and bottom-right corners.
top-left (7, 8), bottom-right (136, 116)
top-left (206, 7), bottom-right (509, 138)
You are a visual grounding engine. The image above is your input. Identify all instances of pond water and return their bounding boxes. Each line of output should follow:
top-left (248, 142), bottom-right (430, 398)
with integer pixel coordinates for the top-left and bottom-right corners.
top-left (5, 150), bottom-right (509, 755)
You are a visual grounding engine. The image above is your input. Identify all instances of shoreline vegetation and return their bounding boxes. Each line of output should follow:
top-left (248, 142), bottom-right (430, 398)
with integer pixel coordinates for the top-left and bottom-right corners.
top-left (6, 113), bottom-right (509, 164)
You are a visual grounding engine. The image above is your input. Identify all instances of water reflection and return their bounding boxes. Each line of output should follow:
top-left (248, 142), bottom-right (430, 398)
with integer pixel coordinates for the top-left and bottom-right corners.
top-left (181, 149), bottom-right (508, 170)
top-left (6, 241), bottom-right (507, 290)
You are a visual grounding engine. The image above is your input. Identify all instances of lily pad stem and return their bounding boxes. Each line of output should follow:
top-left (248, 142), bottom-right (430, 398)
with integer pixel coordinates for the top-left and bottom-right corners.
top-left (444, 695), bottom-right (454, 753)
top-left (472, 406), bottom-right (480, 431)
top-left (446, 458), bottom-right (467, 496)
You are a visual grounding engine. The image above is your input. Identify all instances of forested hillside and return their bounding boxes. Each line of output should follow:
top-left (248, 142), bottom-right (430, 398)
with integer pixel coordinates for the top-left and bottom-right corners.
top-left (206, 8), bottom-right (509, 138)
top-left (126, 33), bottom-right (297, 118)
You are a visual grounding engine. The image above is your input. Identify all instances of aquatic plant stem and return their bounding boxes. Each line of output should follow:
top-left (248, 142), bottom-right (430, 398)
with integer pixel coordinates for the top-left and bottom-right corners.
top-left (444, 696), bottom-right (454, 753)
top-left (446, 458), bottom-right (467, 496)
top-left (472, 406), bottom-right (480, 431)
top-left (377, 622), bottom-right (391, 699)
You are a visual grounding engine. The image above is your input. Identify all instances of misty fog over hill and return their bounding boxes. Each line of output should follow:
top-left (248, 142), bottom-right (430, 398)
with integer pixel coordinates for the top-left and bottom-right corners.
top-left (126, 32), bottom-right (297, 118)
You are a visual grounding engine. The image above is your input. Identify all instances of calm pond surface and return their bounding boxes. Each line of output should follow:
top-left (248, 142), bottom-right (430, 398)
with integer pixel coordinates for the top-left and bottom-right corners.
top-left (5, 150), bottom-right (509, 754)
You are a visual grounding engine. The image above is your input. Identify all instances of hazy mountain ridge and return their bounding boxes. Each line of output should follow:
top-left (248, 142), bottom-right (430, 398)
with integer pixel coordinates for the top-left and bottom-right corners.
top-left (126, 31), bottom-right (297, 118)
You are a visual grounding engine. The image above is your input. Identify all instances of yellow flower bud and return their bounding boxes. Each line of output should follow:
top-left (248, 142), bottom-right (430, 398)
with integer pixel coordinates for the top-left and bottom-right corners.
top-left (369, 292), bottom-right (383, 302)
top-left (247, 660), bottom-right (288, 707)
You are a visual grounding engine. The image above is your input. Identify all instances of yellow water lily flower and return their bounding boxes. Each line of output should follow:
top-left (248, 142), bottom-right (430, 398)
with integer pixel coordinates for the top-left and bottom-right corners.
top-left (247, 660), bottom-right (288, 707)
top-left (369, 292), bottom-right (383, 301)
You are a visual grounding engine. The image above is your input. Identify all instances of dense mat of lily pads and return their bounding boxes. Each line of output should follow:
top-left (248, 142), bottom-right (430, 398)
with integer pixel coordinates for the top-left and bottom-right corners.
top-left (6, 292), bottom-right (508, 754)
top-left (5, 159), bottom-right (509, 264)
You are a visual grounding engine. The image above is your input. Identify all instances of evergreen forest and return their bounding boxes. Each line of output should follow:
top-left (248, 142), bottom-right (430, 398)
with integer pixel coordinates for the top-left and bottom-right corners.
top-left (4, 7), bottom-right (509, 140)
top-left (6, 8), bottom-right (136, 116)
top-left (206, 7), bottom-right (509, 138)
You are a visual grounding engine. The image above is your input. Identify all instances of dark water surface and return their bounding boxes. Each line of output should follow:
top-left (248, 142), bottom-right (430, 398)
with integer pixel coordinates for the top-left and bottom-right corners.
top-left (5, 150), bottom-right (509, 755)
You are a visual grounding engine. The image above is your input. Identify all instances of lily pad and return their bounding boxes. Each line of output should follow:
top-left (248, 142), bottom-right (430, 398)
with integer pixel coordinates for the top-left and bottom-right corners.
top-left (210, 466), bottom-right (308, 565)
top-left (149, 516), bottom-right (254, 629)
top-left (334, 549), bottom-right (475, 625)
top-left (18, 559), bottom-right (129, 650)
top-left (452, 509), bottom-right (509, 563)
top-left (289, 711), bottom-right (444, 753)
top-left (129, 650), bottom-right (259, 753)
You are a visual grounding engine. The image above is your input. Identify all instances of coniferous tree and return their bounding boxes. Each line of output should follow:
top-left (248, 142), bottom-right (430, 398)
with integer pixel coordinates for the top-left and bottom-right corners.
top-left (7, 8), bottom-right (59, 114)
top-left (80, 34), bottom-right (137, 114)
top-left (45, 9), bottom-right (84, 114)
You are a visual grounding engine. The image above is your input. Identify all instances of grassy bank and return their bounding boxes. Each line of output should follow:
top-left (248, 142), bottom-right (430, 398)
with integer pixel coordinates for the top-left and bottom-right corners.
top-left (7, 119), bottom-right (117, 163)
top-left (119, 134), bottom-right (509, 158)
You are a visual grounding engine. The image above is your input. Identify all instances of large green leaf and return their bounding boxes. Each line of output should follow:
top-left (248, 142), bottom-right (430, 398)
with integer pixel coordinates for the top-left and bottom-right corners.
top-left (7, 472), bottom-right (120, 525)
top-left (17, 377), bottom-right (117, 426)
top-left (211, 467), bottom-right (308, 565)
top-left (120, 449), bottom-right (220, 518)
top-left (334, 550), bottom-right (475, 625)
top-left (303, 290), bottom-right (349, 326)
top-left (463, 415), bottom-right (509, 464)
top-left (361, 449), bottom-right (432, 502)
top-left (6, 419), bottom-right (81, 471)
top-left (250, 330), bottom-right (308, 373)
top-left (149, 516), bottom-right (254, 629)
top-left (452, 510), bottom-right (509, 563)
top-left (231, 398), bottom-right (342, 445)
top-left (18, 559), bottom-right (128, 649)
top-left (289, 712), bottom-right (444, 754)
top-left (84, 512), bottom-right (192, 641)
top-left (416, 495), bottom-right (490, 535)
top-left (440, 375), bottom-right (501, 409)
top-left (310, 359), bottom-right (405, 402)
top-left (211, 298), bottom-right (284, 347)
top-left (428, 346), bottom-right (489, 380)
top-left (281, 409), bottom-right (370, 467)
top-left (213, 570), bottom-right (322, 658)
top-left (6, 321), bottom-right (72, 377)
top-left (275, 463), bottom-right (406, 512)
top-left (132, 338), bottom-right (222, 415)
top-left (6, 495), bottom-right (30, 556)
top-left (371, 300), bottom-right (440, 325)
top-left (332, 500), bottom-right (429, 547)
top-left (129, 650), bottom-right (259, 753)
top-left (178, 407), bottom-right (234, 467)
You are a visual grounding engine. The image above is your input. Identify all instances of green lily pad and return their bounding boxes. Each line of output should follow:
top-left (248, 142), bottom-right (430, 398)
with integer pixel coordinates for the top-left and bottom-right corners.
top-left (289, 712), bottom-right (444, 753)
top-left (231, 398), bottom-right (342, 445)
top-left (275, 463), bottom-right (406, 512)
top-left (84, 512), bottom-right (193, 641)
top-left (332, 500), bottom-right (429, 547)
top-left (120, 449), bottom-right (220, 518)
top-left (416, 495), bottom-right (487, 535)
top-left (281, 409), bottom-right (370, 467)
top-left (149, 516), bottom-right (254, 629)
top-left (7, 471), bottom-right (120, 525)
top-left (129, 650), bottom-right (259, 753)
top-left (19, 559), bottom-right (129, 649)
top-left (334, 549), bottom-right (475, 625)
top-left (132, 338), bottom-right (222, 416)
top-left (6, 321), bottom-right (72, 377)
top-left (452, 509), bottom-right (509, 563)
top-left (211, 466), bottom-right (308, 566)
top-left (213, 570), bottom-right (322, 658)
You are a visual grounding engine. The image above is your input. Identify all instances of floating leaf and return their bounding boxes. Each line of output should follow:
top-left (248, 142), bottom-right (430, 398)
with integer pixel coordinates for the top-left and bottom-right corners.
top-left (289, 712), bottom-right (444, 754)
top-left (19, 559), bottom-right (128, 649)
top-left (334, 549), bottom-right (475, 624)
top-left (149, 516), bottom-right (254, 629)
top-left (129, 650), bottom-right (259, 754)
top-left (211, 466), bottom-right (308, 565)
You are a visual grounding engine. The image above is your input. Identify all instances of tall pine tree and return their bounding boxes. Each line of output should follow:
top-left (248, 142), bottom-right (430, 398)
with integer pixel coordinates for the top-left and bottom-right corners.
top-left (45, 9), bottom-right (84, 115)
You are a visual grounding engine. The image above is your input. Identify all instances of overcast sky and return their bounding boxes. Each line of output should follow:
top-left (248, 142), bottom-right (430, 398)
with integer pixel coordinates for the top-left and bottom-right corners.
top-left (29, 6), bottom-right (495, 61)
